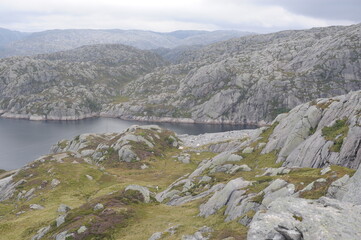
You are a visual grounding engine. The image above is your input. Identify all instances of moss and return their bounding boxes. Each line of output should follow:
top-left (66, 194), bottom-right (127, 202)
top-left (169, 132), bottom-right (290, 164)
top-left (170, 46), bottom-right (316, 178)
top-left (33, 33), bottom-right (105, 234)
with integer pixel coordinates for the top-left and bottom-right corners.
top-left (321, 119), bottom-right (349, 152)
top-left (293, 215), bottom-right (303, 222)
top-left (58, 140), bottom-right (68, 149)
top-left (246, 176), bottom-right (274, 194)
top-left (250, 192), bottom-right (265, 204)
top-left (309, 127), bottom-right (317, 135)
top-left (245, 210), bottom-right (256, 219)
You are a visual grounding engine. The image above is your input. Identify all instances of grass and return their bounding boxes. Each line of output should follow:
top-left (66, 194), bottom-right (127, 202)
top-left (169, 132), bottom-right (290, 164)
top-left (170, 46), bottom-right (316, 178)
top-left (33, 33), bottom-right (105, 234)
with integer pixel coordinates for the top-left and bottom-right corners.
top-left (0, 158), bottom-right (119, 240)
top-left (114, 200), bottom-right (248, 240)
top-left (112, 95), bottom-right (130, 104)
top-left (321, 119), bottom-right (349, 152)
top-left (280, 165), bottom-right (355, 199)
top-left (0, 123), bottom-right (358, 240)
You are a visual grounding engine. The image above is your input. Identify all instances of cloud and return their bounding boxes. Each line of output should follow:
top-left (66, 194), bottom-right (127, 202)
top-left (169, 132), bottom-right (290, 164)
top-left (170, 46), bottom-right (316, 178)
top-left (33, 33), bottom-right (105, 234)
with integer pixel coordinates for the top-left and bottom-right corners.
top-left (0, 0), bottom-right (358, 32)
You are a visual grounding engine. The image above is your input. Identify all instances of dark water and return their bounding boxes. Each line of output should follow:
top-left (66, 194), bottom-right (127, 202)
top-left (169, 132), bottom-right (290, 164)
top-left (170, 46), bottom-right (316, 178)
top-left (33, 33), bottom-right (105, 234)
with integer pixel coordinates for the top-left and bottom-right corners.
top-left (0, 117), bottom-right (255, 170)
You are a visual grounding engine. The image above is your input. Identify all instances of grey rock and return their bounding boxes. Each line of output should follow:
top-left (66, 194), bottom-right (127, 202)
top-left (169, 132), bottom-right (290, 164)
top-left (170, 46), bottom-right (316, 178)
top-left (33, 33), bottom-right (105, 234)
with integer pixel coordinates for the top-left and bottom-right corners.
top-left (55, 231), bottom-right (74, 240)
top-left (167, 183), bottom-right (224, 206)
top-left (118, 145), bottom-right (139, 162)
top-left (326, 174), bottom-right (350, 199)
top-left (125, 185), bottom-right (151, 203)
top-left (30, 204), bottom-right (44, 210)
top-left (320, 166), bottom-right (332, 175)
top-left (148, 232), bottom-right (163, 240)
top-left (85, 174), bottom-right (93, 180)
top-left (242, 147), bottom-right (254, 154)
top-left (93, 203), bottom-right (104, 211)
top-left (199, 177), bottom-right (250, 217)
top-left (261, 167), bottom-right (291, 176)
top-left (51, 179), bottom-right (61, 188)
top-left (227, 164), bottom-right (251, 174)
top-left (56, 214), bottom-right (66, 227)
top-left (262, 184), bottom-right (295, 207)
top-left (31, 225), bottom-right (51, 240)
top-left (275, 225), bottom-right (303, 240)
top-left (210, 164), bottom-right (233, 173)
top-left (77, 226), bottom-right (87, 234)
top-left (148, 225), bottom-right (180, 240)
top-left (58, 204), bottom-right (71, 213)
top-left (0, 176), bottom-right (26, 202)
top-left (24, 187), bottom-right (36, 200)
top-left (225, 192), bottom-right (260, 222)
top-left (337, 166), bottom-right (361, 205)
top-left (199, 176), bottom-right (212, 183)
top-left (248, 197), bottom-right (361, 240)
top-left (178, 154), bottom-right (191, 164)
top-left (182, 226), bottom-right (212, 240)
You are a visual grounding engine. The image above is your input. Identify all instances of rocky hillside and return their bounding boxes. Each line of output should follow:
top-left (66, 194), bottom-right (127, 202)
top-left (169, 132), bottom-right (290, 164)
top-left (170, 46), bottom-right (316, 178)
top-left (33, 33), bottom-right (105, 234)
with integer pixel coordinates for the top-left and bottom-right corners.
top-left (1, 90), bottom-right (361, 239)
top-left (0, 44), bottom-right (165, 120)
top-left (105, 23), bottom-right (361, 125)
top-left (0, 23), bottom-right (361, 124)
top-left (0, 29), bottom-right (251, 58)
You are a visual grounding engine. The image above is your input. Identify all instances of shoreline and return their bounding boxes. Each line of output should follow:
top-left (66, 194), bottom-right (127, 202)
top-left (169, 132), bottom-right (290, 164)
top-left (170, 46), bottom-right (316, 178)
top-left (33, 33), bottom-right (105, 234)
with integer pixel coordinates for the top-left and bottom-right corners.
top-left (0, 111), bottom-right (268, 127)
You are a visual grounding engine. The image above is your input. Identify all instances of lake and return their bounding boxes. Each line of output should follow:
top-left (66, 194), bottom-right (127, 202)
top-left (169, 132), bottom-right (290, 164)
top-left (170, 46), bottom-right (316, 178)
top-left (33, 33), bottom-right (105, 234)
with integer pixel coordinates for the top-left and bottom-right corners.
top-left (0, 117), bottom-right (255, 170)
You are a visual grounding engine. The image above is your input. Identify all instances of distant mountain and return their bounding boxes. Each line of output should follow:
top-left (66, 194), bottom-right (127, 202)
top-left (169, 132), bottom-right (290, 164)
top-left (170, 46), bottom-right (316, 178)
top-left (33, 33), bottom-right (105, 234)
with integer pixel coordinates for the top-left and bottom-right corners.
top-left (0, 28), bottom-right (252, 58)
top-left (0, 28), bottom-right (28, 47)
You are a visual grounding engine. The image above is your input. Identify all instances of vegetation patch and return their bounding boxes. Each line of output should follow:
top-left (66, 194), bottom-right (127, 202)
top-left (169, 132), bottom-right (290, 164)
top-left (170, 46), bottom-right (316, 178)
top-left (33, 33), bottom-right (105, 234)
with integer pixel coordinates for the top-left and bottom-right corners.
top-left (322, 119), bottom-right (349, 152)
top-left (44, 190), bottom-right (142, 239)
top-left (112, 95), bottom-right (130, 104)
top-left (250, 192), bottom-right (265, 204)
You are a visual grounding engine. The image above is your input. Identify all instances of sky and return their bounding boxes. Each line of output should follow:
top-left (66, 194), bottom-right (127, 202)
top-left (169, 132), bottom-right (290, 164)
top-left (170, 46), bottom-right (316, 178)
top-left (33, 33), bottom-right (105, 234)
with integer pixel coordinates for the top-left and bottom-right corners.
top-left (0, 0), bottom-right (360, 33)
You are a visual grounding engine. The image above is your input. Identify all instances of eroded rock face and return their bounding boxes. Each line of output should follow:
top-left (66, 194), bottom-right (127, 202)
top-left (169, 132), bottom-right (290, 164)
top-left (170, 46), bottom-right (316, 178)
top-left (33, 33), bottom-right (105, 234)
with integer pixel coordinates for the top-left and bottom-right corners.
top-left (262, 90), bottom-right (361, 169)
top-left (0, 175), bottom-right (26, 202)
top-left (336, 166), bottom-right (361, 205)
top-left (248, 197), bottom-right (361, 240)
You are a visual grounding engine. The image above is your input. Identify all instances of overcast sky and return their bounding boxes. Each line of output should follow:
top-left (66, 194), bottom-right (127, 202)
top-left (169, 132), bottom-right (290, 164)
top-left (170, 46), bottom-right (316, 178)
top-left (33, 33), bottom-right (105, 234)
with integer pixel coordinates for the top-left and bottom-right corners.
top-left (0, 0), bottom-right (360, 33)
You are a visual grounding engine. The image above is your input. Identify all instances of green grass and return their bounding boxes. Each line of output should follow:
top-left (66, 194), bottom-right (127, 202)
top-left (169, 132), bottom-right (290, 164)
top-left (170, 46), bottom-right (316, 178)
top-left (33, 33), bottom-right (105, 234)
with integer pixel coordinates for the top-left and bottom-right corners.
top-left (322, 119), bottom-right (349, 152)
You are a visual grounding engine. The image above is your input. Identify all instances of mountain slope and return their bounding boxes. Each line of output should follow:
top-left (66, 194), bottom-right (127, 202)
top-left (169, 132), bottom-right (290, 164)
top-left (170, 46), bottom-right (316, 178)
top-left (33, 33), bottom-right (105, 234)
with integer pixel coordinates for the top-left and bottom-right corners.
top-left (0, 24), bottom-right (361, 124)
top-left (0, 44), bottom-right (165, 120)
top-left (105, 23), bottom-right (361, 125)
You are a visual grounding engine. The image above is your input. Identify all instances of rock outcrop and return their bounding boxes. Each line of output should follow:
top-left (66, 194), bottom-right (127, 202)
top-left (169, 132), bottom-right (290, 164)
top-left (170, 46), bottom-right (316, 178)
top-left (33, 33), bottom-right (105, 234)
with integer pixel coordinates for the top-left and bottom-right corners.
top-left (248, 197), bottom-right (361, 240)
top-left (262, 90), bottom-right (361, 169)
top-left (51, 125), bottom-right (179, 165)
